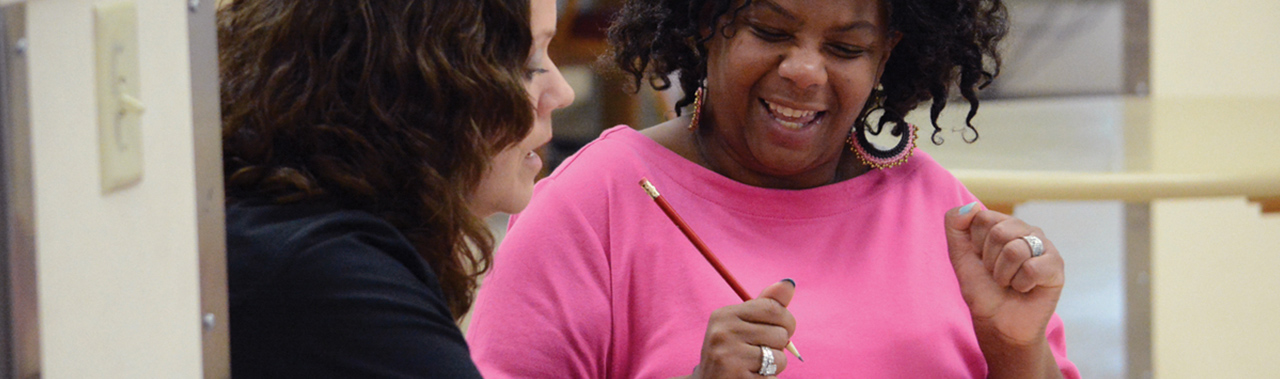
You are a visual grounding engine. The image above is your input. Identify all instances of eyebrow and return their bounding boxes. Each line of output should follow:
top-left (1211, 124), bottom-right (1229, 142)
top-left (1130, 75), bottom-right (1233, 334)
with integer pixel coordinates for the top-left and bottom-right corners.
top-left (834, 21), bottom-right (877, 33)
top-left (751, 0), bottom-right (797, 22)
top-left (751, 0), bottom-right (880, 33)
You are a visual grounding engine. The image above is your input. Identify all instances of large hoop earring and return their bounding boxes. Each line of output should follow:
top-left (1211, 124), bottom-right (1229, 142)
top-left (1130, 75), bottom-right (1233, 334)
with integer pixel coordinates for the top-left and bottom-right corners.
top-left (848, 85), bottom-right (917, 170)
top-left (688, 86), bottom-right (706, 130)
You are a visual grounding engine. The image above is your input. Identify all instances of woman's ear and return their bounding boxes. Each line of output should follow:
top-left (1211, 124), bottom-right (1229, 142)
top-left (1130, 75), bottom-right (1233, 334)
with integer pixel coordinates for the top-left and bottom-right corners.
top-left (874, 30), bottom-right (903, 82)
top-left (879, 30), bottom-right (902, 67)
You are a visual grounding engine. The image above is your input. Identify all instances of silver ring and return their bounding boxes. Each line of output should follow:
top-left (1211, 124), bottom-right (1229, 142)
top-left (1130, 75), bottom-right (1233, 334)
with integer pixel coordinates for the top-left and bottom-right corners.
top-left (1021, 235), bottom-right (1045, 258)
top-left (758, 345), bottom-right (777, 376)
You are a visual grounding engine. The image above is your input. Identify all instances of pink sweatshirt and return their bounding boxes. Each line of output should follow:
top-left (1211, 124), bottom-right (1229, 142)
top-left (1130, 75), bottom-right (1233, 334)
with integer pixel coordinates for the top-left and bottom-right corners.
top-left (467, 126), bottom-right (1079, 378)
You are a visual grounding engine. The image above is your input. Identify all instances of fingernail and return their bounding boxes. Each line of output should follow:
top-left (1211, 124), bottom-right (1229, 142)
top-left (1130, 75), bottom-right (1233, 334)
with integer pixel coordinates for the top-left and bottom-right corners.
top-left (959, 201), bottom-right (979, 215)
top-left (780, 278), bottom-right (796, 287)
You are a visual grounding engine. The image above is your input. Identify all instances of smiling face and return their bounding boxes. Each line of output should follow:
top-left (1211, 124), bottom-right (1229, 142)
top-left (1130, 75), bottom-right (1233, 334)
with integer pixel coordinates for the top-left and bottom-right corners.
top-left (470, 0), bottom-right (575, 217)
top-left (697, 0), bottom-right (898, 188)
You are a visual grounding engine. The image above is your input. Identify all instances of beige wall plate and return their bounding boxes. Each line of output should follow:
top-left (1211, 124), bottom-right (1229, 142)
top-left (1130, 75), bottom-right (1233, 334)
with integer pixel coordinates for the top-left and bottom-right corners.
top-left (95, 0), bottom-right (144, 193)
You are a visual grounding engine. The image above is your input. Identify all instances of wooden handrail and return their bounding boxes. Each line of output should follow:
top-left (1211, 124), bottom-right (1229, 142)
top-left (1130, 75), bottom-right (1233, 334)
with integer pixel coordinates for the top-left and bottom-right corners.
top-left (952, 170), bottom-right (1280, 213)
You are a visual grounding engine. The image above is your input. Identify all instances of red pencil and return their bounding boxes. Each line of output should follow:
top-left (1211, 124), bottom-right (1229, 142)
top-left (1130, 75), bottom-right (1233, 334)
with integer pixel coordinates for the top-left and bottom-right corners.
top-left (639, 178), bottom-right (803, 362)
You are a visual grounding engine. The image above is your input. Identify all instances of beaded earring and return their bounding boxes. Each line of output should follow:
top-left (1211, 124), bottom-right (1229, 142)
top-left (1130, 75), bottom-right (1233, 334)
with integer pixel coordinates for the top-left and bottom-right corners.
top-left (848, 85), bottom-right (917, 170)
top-left (687, 86), bottom-right (706, 130)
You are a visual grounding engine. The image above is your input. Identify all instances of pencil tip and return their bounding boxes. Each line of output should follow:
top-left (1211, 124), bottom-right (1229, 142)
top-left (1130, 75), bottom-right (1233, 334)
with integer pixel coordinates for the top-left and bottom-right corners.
top-left (786, 342), bottom-right (803, 362)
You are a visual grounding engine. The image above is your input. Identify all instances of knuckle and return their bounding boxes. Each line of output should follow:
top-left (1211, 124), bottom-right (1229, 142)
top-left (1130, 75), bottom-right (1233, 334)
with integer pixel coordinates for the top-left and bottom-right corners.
top-left (989, 221), bottom-right (1015, 242)
top-left (708, 308), bottom-right (725, 321)
top-left (709, 307), bottom-right (735, 323)
top-left (704, 323), bottom-right (735, 343)
top-left (706, 329), bottom-right (729, 345)
top-left (1001, 240), bottom-right (1023, 259)
top-left (975, 210), bottom-right (998, 224)
top-left (1020, 258), bottom-right (1043, 278)
top-left (765, 300), bottom-right (786, 318)
top-left (773, 328), bottom-right (791, 345)
top-left (748, 298), bottom-right (783, 320)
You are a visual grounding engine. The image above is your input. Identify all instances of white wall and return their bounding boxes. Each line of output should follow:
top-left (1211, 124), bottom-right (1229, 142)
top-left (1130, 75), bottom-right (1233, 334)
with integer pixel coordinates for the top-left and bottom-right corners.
top-left (1150, 0), bottom-right (1280, 98)
top-left (1148, 0), bottom-right (1280, 377)
top-left (28, 0), bottom-right (205, 377)
top-left (994, 0), bottom-right (1125, 97)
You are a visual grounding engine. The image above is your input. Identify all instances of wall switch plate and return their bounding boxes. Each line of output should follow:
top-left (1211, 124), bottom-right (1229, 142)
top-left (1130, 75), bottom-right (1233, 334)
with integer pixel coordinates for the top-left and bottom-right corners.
top-left (95, 0), bottom-right (144, 193)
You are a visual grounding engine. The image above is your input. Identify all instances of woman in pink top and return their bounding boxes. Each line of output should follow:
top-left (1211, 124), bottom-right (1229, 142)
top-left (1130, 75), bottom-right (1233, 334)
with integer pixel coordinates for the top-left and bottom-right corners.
top-left (467, 0), bottom-right (1079, 377)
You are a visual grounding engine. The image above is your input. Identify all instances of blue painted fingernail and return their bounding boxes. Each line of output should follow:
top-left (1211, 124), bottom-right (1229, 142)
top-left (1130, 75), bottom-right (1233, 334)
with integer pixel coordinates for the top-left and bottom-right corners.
top-left (780, 278), bottom-right (796, 287)
top-left (959, 201), bottom-right (978, 215)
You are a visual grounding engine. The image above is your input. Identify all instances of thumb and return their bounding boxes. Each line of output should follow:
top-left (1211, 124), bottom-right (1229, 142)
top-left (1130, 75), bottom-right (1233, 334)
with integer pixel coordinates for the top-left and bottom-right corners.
top-left (945, 201), bottom-right (981, 257)
top-left (757, 278), bottom-right (796, 308)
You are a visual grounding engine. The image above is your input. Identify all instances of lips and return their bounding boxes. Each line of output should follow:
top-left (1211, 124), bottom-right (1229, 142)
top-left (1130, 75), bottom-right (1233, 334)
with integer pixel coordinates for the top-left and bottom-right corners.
top-left (523, 137), bottom-right (551, 171)
top-left (763, 99), bottom-right (824, 130)
top-left (523, 149), bottom-right (544, 173)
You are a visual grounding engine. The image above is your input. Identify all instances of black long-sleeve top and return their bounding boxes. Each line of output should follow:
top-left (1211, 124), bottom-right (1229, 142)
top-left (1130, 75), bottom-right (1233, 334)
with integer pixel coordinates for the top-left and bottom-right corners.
top-left (226, 197), bottom-right (483, 378)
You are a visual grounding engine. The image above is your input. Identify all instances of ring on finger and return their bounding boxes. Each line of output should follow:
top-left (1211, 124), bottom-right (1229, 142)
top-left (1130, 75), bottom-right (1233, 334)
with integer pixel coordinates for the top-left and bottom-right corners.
top-left (1021, 235), bottom-right (1045, 258)
top-left (758, 345), bottom-right (777, 376)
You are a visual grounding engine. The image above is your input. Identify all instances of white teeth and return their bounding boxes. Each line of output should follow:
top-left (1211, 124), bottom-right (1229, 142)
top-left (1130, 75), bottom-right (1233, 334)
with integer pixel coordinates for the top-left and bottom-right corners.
top-left (766, 101), bottom-right (817, 120)
top-left (764, 100), bottom-right (819, 130)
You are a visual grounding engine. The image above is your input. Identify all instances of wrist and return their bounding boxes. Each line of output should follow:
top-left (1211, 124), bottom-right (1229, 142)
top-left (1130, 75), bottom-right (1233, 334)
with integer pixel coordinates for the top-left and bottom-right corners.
top-left (973, 321), bottom-right (1061, 379)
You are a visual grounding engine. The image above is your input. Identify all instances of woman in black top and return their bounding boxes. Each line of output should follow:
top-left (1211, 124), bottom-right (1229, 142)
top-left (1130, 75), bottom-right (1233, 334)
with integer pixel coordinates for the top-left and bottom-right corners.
top-left (217, 0), bottom-right (574, 376)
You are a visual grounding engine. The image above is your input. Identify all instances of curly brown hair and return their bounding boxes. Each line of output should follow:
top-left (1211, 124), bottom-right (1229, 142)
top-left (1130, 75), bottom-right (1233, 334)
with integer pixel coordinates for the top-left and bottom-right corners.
top-left (608, 0), bottom-right (1007, 144)
top-left (218, 0), bottom-right (533, 320)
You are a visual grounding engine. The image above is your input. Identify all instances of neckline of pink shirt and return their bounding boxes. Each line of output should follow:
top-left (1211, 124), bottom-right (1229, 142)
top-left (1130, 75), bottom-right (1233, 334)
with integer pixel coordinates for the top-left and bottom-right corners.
top-left (596, 125), bottom-right (930, 219)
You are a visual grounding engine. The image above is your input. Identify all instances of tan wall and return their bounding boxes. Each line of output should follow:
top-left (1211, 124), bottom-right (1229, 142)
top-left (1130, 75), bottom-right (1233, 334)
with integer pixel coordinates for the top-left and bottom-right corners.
top-left (1148, 0), bottom-right (1280, 377)
top-left (1150, 198), bottom-right (1280, 378)
top-left (28, 0), bottom-right (205, 377)
top-left (1150, 0), bottom-right (1280, 98)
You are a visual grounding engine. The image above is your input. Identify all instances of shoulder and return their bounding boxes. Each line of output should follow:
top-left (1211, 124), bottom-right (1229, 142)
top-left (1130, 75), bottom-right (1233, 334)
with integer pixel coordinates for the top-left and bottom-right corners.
top-left (541, 124), bottom-right (705, 189)
top-left (892, 149), bottom-right (978, 205)
top-left (545, 126), bottom-right (655, 181)
top-left (226, 197), bottom-right (486, 378)
top-left (903, 150), bottom-right (964, 186)
top-left (527, 126), bottom-right (666, 209)
top-left (226, 198), bottom-right (438, 305)
top-left (506, 126), bottom-right (679, 244)
top-left (226, 197), bottom-right (407, 255)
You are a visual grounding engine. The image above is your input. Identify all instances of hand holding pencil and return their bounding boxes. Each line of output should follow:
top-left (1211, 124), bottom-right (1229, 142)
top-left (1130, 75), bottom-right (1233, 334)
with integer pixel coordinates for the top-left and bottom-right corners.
top-left (691, 279), bottom-right (798, 378)
top-left (641, 178), bottom-right (803, 377)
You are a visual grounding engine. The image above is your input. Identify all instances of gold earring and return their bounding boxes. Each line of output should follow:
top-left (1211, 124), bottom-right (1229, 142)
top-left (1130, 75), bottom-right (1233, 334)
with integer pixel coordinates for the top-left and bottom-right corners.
top-left (688, 86), bottom-right (706, 130)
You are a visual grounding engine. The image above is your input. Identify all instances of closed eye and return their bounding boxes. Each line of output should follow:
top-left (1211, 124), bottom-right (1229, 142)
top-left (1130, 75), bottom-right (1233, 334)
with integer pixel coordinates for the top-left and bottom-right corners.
top-left (826, 43), bottom-right (867, 59)
top-left (524, 67), bottom-right (549, 81)
top-left (749, 24), bottom-right (790, 42)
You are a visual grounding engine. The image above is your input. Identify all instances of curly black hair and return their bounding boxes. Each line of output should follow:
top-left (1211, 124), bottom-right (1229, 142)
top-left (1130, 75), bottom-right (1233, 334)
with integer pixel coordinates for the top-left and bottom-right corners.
top-left (219, 0), bottom-right (533, 319)
top-left (608, 0), bottom-right (1008, 144)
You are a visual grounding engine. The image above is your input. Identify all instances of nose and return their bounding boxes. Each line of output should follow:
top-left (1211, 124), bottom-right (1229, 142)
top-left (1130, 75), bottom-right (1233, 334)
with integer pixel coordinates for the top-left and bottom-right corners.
top-left (540, 63), bottom-right (576, 115)
top-left (776, 46), bottom-right (827, 91)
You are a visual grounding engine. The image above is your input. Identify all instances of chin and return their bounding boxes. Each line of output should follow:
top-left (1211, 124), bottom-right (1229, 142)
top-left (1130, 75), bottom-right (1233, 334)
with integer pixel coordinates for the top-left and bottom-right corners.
top-left (494, 186), bottom-right (535, 215)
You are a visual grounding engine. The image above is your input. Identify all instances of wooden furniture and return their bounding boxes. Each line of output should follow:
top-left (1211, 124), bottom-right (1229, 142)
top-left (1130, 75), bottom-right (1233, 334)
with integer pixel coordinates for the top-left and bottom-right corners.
top-left (552, 0), bottom-right (641, 129)
top-left (552, 0), bottom-right (683, 129)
